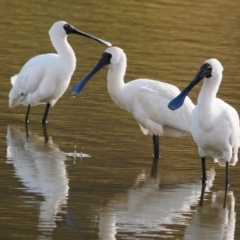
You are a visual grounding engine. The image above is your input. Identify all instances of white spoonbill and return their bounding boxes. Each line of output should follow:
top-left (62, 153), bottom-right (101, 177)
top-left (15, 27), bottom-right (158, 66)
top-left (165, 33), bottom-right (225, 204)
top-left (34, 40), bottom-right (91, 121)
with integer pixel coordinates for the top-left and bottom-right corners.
top-left (168, 59), bottom-right (239, 187)
top-left (9, 21), bottom-right (111, 123)
top-left (71, 47), bottom-right (194, 157)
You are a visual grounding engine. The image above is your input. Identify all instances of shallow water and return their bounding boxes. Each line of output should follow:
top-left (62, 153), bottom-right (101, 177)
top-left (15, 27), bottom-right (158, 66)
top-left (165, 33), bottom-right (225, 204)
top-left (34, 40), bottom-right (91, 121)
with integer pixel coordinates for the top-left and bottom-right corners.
top-left (0, 0), bottom-right (239, 239)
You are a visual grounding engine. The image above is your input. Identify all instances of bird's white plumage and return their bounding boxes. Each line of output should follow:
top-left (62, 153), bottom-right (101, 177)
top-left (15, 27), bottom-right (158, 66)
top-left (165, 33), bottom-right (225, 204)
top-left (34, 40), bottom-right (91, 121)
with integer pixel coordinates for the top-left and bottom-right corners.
top-left (105, 47), bottom-right (195, 137)
top-left (9, 21), bottom-right (76, 108)
top-left (190, 59), bottom-right (239, 166)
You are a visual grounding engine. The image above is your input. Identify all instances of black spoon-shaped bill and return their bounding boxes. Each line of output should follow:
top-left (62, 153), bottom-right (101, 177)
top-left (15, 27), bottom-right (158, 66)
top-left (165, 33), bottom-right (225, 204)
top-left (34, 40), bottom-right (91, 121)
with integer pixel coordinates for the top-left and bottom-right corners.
top-left (168, 65), bottom-right (210, 110)
top-left (71, 52), bottom-right (112, 96)
top-left (66, 24), bottom-right (111, 46)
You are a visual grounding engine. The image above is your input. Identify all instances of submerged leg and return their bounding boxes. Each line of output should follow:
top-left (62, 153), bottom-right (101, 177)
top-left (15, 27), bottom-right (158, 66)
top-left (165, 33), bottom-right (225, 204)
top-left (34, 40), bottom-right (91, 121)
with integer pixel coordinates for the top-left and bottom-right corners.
top-left (223, 185), bottom-right (228, 209)
top-left (152, 135), bottom-right (159, 158)
top-left (201, 157), bottom-right (207, 183)
top-left (42, 123), bottom-right (49, 143)
top-left (199, 182), bottom-right (206, 207)
top-left (151, 157), bottom-right (159, 179)
top-left (41, 103), bottom-right (50, 123)
top-left (225, 161), bottom-right (229, 188)
top-left (24, 105), bottom-right (31, 123)
top-left (25, 122), bottom-right (29, 139)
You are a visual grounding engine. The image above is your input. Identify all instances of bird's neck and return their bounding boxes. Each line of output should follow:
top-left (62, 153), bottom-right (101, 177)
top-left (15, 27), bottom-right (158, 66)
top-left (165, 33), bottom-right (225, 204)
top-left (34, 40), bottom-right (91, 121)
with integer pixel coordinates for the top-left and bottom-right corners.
top-left (107, 64), bottom-right (129, 110)
top-left (51, 35), bottom-right (76, 63)
top-left (197, 76), bottom-right (221, 111)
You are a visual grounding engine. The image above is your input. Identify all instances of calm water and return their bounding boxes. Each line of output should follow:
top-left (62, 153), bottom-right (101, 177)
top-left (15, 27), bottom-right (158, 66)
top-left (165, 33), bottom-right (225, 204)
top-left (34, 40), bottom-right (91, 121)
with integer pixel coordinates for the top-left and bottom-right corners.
top-left (0, 0), bottom-right (239, 239)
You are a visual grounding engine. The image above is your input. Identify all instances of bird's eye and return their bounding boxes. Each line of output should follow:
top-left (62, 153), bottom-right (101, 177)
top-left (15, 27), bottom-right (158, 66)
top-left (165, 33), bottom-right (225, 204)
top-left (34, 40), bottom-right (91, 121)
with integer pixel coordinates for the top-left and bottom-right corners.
top-left (207, 64), bottom-right (212, 69)
top-left (64, 24), bottom-right (69, 28)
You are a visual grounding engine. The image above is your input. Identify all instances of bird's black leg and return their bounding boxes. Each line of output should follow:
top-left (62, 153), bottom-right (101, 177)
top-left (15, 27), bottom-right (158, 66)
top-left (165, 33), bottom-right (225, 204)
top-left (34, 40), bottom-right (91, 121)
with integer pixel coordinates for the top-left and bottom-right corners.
top-left (201, 157), bottom-right (207, 183)
top-left (152, 134), bottom-right (159, 158)
top-left (225, 161), bottom-right (229, 188)
top-left (24, 105), bottom-right (31, 123)
top-left (41, 103), bottom-right (50, 123)
top-left (42, 123), bottom-right (49, 143)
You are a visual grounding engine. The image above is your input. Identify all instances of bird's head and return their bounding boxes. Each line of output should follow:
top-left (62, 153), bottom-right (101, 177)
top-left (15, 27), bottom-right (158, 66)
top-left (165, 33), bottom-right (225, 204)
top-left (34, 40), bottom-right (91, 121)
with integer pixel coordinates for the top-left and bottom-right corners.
top-left (71, 47), bottom-right (126, 96)
top-left (49, 21), bottom-right (111, 46)
top-left (103, 47), bottom-right (126, 66)
top-left (49, 21), bottom-right (70, 38)
top-left (202, 58), bottom-right (223, 80)
top-left (168, 58), bottom-right (223, 110)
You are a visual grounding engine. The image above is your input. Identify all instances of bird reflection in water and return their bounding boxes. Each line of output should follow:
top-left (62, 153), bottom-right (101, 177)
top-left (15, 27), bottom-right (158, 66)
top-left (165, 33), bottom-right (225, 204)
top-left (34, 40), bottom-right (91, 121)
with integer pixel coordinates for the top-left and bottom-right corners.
top-left (6, 125), bottom-right (69, 239)
top-left (184, 190), bottom-right (236, 240)
top-left (97, 158), bottom-right (235, 239)
top-left (199, 175), bottom-right (229, 209)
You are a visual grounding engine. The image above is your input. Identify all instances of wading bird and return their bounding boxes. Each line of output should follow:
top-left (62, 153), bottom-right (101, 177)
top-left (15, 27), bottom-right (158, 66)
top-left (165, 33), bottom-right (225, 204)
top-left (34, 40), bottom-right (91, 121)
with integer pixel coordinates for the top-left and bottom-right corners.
top-left (71, 47), bottom-right (194, 157)
top-left (168, 59), bottom-right (239, 187)
top-left (9, 21), bottom-right (111, 123)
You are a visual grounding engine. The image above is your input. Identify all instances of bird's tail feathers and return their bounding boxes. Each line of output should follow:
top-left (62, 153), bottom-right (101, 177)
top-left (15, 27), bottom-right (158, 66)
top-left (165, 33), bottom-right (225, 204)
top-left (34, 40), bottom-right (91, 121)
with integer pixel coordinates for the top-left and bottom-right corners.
top-left (9, 98), bottom-right (18, 107)
top-left (11, 74), bottom-right (18, 86)
top-left (239, 127), bottom-right (240, 148)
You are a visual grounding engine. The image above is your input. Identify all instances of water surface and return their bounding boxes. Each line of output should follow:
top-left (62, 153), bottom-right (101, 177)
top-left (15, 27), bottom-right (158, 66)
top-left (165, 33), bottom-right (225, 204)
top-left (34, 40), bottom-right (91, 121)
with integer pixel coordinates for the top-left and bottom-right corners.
top-left (0, 0), bottom-right (239, 239)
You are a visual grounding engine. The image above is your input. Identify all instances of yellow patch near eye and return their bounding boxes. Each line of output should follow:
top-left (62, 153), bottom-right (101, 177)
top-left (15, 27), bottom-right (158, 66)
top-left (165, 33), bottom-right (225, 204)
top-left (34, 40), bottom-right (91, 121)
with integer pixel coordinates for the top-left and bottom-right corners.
top-left (207, 65), bottom-right (212, 69)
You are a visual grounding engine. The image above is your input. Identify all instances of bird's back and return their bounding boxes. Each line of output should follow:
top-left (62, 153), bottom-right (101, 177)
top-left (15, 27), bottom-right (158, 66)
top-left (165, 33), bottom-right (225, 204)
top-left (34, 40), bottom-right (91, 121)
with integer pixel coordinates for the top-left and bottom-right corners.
top-left (9, 54), bottom-right (52, 106)
top-left (124, 79), bottom-right (195, 137)
top-left (9, 53), bottom-right (74, 107)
